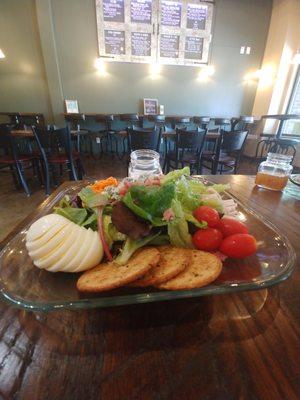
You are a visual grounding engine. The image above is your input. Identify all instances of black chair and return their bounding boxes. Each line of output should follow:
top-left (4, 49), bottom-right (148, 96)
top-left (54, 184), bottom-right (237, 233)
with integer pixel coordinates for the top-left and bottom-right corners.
top-left (64, 113), bottom-right (91, 154)
top-left (202, 130), bottom-right (248, 174)
top-left (128, 127), bottom-right (161, 152)
top-left (109, 114), bottom-right (140, 159)
top-left (165, 128), bottom-right (207, 174)
top-left (91, 114), bottom-right (114, 158)
top-left (269, 138), bottom-right (298, 163)
top-left (253, 137), bottom-right (276, 164)
top-left (32, 126), bottom-right (84, 195)
top-left (0, 128), bottom-right (39, 196)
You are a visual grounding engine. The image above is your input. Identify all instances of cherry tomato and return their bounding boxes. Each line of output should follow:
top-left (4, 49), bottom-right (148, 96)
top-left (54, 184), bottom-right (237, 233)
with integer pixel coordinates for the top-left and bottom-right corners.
top-left (193, 206), bottom-right (220, 228)
top-left (192, 228), bottom-right (223, 251)
top-left (220, 234), bottom-right (257, 258)
top-left (219, 217), bottom-right (248, 237)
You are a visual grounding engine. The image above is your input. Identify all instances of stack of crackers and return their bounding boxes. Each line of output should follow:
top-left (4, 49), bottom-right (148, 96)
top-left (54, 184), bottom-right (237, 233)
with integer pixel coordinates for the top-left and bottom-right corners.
top-left (77, 246), bottom-right (222, 293)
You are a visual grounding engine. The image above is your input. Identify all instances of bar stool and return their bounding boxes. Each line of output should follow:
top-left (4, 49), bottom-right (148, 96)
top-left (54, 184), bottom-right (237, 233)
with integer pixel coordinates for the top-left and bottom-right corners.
top-left (114, 114), bottom-right (140, 158)
top-left (193, 116), bottom-right (211, 130)
top-left (93, 114), bottom-right (114, 158)
top-left (213, 118), bottom-right (232, 132)
top-left (231, 115), bottom-right (254, 131)
top-left (167, 116), bottom-right (191, 130)
top-left (64, 113), bottom-right (91, 154)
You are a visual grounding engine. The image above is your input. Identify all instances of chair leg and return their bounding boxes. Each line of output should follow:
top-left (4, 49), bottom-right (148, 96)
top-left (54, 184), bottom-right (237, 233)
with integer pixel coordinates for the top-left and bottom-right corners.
top-left (44, 161), bottom-right (51, 196)
top-left (15, 161), bottom-right (31, 196)
top-left (10, 165), bottom-right (20, 189)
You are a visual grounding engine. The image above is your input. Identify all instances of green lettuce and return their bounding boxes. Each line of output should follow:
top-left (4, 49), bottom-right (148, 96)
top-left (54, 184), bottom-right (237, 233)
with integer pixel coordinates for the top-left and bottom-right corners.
top-left (122, 182), bottom-right (175, 226)
top-left (78, 186), bottom-right (109, 208)
top-left (160, 166), bottom-right (190, 185)
top-left (115, 232), bottom-right (160, 265)
top-left (167, 199), bottom-right (193, 248)
top-left (103, 215), bottom-right (126, 248)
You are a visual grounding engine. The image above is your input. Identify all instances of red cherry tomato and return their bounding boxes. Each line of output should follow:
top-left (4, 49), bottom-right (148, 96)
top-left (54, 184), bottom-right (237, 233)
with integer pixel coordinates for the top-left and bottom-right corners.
top-left (192, 228), bottom-right (223, 251)
top-left (219, 217), bottom-right (248, 237)
top-left (193, 206), bottom-right (220, 228)
top-left (220, 234), bottom-right (257, 258)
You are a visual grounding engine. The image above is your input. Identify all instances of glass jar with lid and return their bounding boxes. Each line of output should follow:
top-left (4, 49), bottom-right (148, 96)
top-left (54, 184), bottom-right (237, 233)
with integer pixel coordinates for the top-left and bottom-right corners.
top-left (128, 149), bottom-right (162, 179)
top-left (255, 153), bottom-right (293, 191)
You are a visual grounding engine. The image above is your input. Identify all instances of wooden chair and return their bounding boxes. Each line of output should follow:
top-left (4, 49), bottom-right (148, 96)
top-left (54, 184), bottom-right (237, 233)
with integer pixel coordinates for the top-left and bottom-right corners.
top-left (0, 128), bottom-right (39, 196)
top-left (202, 130), bottom-right (248, 174)
top-left (128, 127), bottom-right (161, 152)
top-left (91, 114), bottom-right (114, 158)
top-left (32, 126), bottom-right (84, 195)
top-left (165, 128), bottom-right (207, 174)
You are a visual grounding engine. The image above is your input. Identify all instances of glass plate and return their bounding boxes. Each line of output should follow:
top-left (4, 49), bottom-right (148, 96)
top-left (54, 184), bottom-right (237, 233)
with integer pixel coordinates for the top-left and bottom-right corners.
top-left (0, 180), bottom-right (296, 311)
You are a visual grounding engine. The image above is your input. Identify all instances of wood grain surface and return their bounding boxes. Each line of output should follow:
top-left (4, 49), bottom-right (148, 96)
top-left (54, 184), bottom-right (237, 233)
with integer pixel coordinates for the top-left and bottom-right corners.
top-left (0, 175), bottom-right (299, 400)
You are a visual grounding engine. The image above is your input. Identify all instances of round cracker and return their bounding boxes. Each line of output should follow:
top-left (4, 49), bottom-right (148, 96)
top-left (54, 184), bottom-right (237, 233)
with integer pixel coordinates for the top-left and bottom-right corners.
top-left (77, 247), bottom-right (160, 293)
top-left (156, 250), bottom-right (222, 291)
top-left (130, 246), bottom-right (189, 287)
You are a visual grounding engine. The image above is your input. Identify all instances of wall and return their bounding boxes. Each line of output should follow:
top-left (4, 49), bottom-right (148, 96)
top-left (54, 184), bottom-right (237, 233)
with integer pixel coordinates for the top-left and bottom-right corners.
top-left (0, 0), bottom-right (52, 120)
top-left (0, 0), bottom-right (272, 123)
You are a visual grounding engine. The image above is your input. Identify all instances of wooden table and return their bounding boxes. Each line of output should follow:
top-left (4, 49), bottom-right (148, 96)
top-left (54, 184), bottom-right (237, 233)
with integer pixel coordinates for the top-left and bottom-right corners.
top-left (0, 176), bottom-right (299, 399)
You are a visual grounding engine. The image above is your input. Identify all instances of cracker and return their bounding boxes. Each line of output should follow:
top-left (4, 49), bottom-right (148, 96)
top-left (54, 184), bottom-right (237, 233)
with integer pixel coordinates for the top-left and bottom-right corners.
top-left (157, 250), bottom-right (222, 290)
top-left (77, 247), bottom-right (160, 293)
top-left (130, 246), bottom-right (189, 287)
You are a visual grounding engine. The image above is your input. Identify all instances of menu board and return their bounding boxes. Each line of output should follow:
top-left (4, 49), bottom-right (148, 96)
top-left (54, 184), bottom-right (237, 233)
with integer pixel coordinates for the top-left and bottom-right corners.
top-left (160, 34), bottom-right (180, 58)
top-left (131, 32), bottom-right (151, 56)
top-left (96, 0), bottom-right (214, 65)
top-left (161, 0), bottom-right (182, 27)
top-left (186, 4), bottom-right (207, 30)
top-left (104, 30), bottom-right (125, 55)
top-left (131, 0), bottom-right (152, 23)
top-left (103, 0), bottom-right (125, 22)
top-left (143, 98), bottom-right (158, 115)
top-left (185, 36), bottom-right (203, 60)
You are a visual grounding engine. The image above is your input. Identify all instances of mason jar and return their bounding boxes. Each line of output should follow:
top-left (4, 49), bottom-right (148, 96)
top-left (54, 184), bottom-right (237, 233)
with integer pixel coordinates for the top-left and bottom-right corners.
top-left (128, 150), bottom-right (162, 179)
top-left (255, 153), bottom-right (293, 191)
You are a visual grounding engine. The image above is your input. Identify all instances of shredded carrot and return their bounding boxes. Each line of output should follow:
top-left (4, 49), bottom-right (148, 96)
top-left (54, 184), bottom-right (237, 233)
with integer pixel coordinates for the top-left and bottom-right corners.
top-left (90, 177), bottom-right (118, 193)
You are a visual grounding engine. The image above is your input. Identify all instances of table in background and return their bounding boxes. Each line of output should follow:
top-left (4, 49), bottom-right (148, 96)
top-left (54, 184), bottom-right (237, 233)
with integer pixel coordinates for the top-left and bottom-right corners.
top-left (0, 176), bottom-right (299, 399)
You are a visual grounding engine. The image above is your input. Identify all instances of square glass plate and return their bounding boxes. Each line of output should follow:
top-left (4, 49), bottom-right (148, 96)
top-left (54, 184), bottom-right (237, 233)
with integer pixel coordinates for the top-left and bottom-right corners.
top-left (0, 180), bottom-right (296, 311)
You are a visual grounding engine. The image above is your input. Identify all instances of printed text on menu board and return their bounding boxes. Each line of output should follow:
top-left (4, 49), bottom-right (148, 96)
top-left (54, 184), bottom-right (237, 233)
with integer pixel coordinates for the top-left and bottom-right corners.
top-left (161, 0), bottom-right (182, 27)
top-left (131, 0), bottom-right (152, 24)
top-left (186, 4), bottom-right (207, 30)
top-left (103, 0), bottom-right (125, 22)
top-left (131, 32), bottom-right (152, 56)
top-left (105, 30), bottom-right (126, 55)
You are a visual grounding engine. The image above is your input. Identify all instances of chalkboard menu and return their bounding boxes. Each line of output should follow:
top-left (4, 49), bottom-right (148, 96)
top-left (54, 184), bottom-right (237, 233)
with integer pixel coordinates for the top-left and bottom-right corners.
top-left (131, 0), bottom-right (152, 23)
top-left (186, 4), bottom-right (207, 30)
top-left (105, 30), bottom-right (126, 55)
top-left (95, 0), bottom-right (214, 65)
top-left (161, 0), bottom-right (182, 27)
top-left (103, 0), bottom-right (125, 22)
top-left (160, 34), bottom-right (179, 58)
top-left (131, 32), bottom-right (152, 56)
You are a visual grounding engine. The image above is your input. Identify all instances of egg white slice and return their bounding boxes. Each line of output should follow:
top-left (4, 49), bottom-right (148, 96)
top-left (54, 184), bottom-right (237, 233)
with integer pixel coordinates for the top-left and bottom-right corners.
top-left (26, 214), bottom-right (69, 242)
top-left (34, 224), bottom-right (78, 270)
top-left (28, 223), bottom-right (73, 259)
top-left (61, 226), bottom-right (95, 271)
top-left (26, 221), bottom-right (69, 252)
top-left (50, 226), bottom-right (92, 272)
top-left (74, 230), bottom-right (103, 272)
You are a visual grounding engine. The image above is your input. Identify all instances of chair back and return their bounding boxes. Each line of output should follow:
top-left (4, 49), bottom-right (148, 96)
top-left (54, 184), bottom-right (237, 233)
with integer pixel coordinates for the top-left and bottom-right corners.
top-left (176, 128), bottom-right (206, 152)
top-left (32, 126), bottom-right (52, 153)
top-left (0, 127), bottom-right (25, 160)
top-left (269, 138), bottom-right (297, 162)
top-left (193, 116), bottom-right (210, 128)
top-left (219, 130), bottom-right (248, 153)
top-left (128, 127), bottom-right (161, 152)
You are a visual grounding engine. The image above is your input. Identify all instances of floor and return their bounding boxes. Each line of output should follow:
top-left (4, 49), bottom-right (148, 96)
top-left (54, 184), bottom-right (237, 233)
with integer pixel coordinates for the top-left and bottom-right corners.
top-left (0, 154), bottom-right (258, 243)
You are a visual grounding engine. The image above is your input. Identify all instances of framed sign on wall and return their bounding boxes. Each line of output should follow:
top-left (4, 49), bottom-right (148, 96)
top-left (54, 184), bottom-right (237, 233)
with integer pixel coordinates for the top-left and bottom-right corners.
top-left (143, 98), bottom-right (158, 114)
top-left (95, 0), bottom-right (214, 65)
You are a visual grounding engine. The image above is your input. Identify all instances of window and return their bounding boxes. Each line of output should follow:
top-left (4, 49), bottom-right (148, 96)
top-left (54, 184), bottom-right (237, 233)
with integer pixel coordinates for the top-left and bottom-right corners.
top-left (283, 67), bottom-right (300, 136)
top-left (95, 0), bottom-right (214, 65)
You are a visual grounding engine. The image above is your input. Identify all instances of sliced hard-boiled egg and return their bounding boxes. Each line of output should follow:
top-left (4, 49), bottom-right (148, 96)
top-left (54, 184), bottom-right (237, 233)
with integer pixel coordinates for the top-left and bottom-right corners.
top-left (26, 214), bottom-right (103, 272)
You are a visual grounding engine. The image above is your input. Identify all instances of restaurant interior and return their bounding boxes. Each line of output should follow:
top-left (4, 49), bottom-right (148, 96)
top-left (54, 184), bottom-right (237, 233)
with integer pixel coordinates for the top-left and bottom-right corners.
top-left (0, 0), bottom-right (299, 399)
